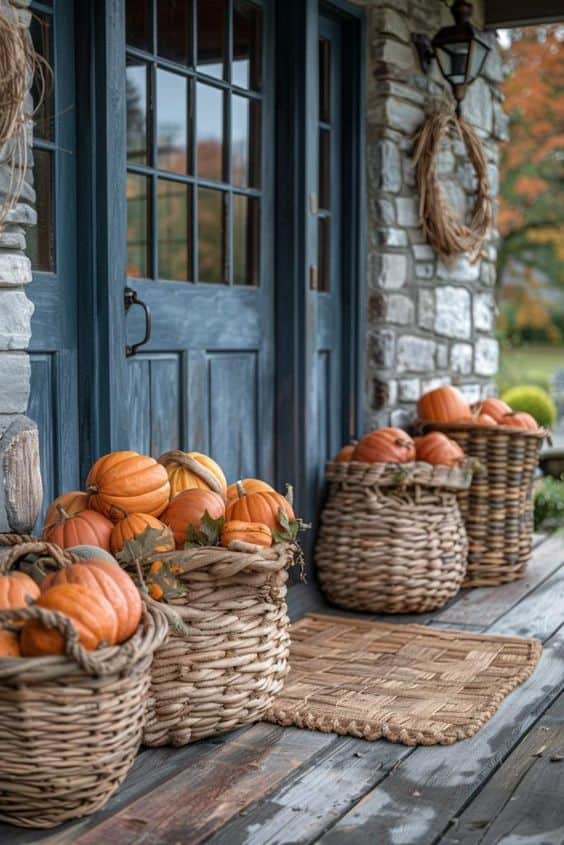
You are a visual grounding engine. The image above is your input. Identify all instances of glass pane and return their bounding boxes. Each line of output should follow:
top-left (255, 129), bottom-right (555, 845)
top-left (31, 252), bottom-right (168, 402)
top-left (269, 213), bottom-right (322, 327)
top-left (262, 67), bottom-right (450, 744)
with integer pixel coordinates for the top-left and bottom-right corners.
top-left (126, 0), bottom-right (152, 51)
top-left (157, 69), bottom-right (188, 173)
top-left (318, 216), bottom-right (330, 292)
top-left (233, 0), bottom-right (262, 90)
top-left (197, 83), bottom-right (223, 181)
top-left (198, 187), bottom-right (225, 283)
top-left (197, 0), bottom-right (226, 79)
top-left (158, 179), bottom-right (191, 281)
top-left (30, 12), bottom-right (53, 141)
top-left (319, 128), bottom-right (330, 210)
top-left (157, 0), bottom-right (192, 65)
top-left (231, 96), bottom-right (260, 188)
top-left (28, 149), bottom-right (55, 272)
top-left (126, 61), bottom-right (148, 164)
top-left (127, 173), bottom-right (151, 278)
top-left (319, 38), bottom-right (330, 123)
top-left (233, 195), bottom-right (259, 286)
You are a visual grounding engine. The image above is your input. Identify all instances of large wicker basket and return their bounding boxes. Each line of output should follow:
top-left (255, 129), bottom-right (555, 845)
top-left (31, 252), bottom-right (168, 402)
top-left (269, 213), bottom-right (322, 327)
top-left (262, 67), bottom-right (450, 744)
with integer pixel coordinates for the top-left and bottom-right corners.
top-left (315, 461), bottom-right (471, 614)
top-left (0, 540), bottom-right (168, 829)
top-left (142, 541), bottom-right (296, 747)
top-left (422, 421), bottom-right (547, 586)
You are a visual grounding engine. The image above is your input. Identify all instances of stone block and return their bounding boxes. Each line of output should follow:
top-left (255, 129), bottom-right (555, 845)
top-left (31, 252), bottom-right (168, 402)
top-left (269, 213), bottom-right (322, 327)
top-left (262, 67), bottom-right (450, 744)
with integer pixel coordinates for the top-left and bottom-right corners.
top-left (0, 253), bottom-right (32, 286)
top-left (368, 97), bottom-right (424, 137)
top-left (370, 198), bottom-right (396, 225)
top-left (434, 286), bottom-right (471, 339)
top-left (435, 343), bottom-right (448, 368)
top-left (372, 377), bottom-right (398, 410)
top-left (370, 330), bottom-right (395, 369)
top-left (379, 293), bottom-right (415, 324)
top-left (0, 168), bottom-right (35, 204)
top-left (0, 228), bottom-right (25, 250)
top-left (390, 407), bottom-right (415, 429)
top-left (493, 101), bottom-right (509, 142)
top-left (450, 343), bottom-right (473, 375)
top-left (475, 338), bottom-right (499, 376)
top-left (397, 335), bottom-right (435, 373)
top-left (418, 289), bottom-right (434, 331)
top-left (473, 292), bottom-right (496, 332)
top-left (5, 203), bottom-right (36, 226)
top-left (461, 78), bottom-right (493, 133)
top-left (437, 256), bottom-right (480, 282)
top-left (372, 38), bottom-right (416, 72)
top-left (0, 290), bottom-right (33, 349)
top-left (370, 252), bottom-right (408, 290)
top-left (396, 197), bottom-right (419, 227)
top-left (415, 262), bottom-right (434, 280)
top-left (372, 228), bottom-right (408, 248)
top-left (480, 261), bottom-right (497, 286)
top-left (412, 244), bottom-right (434, 261)
top-left (0, 353), bottom-right (30, 412)
top-left (371, 8), bottom-right (410, 43)
top-left (459, 383), bottom-right (482, 404)
top-left (422, 376), bottom-right (451, 393)
top-left (398, 378), bottom-right (420, 402)
top-left (368, 139), bottom-right (402, 193)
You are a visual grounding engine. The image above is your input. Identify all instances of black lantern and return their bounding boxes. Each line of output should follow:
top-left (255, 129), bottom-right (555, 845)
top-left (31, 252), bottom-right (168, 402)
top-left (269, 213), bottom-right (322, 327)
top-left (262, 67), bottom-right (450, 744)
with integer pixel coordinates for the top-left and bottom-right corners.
top-left (414, 0), bottom-right (491, 115)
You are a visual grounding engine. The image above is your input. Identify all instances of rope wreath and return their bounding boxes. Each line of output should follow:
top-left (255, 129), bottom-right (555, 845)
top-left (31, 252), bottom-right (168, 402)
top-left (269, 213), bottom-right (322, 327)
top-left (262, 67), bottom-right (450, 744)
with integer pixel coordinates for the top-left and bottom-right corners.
top-left (0, 7), bottom-right (49, 230)
top-left (413, 101), bottom-right (493, 263)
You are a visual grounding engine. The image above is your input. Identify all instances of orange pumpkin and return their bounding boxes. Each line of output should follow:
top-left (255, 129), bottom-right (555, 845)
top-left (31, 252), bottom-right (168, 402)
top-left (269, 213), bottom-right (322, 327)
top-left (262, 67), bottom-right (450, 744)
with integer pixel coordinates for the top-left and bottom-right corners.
top-left (161, 489), bottom-right (226, 548)
top-left (44, 491), bottom-right (90, 528)
top-left (499, 411), bottom-right (538, 431)
top-left (40, 559), bottom-right (141, 643)
top-left (415, 432), bottom-right (465, 467)
top-left (478, 397), bottom-right (511, 423)
top-left (43, 507), bottom-right (113, 551)
top-left (20, 583), bottom-right (118, 656)
top-left (221, 520), bottom-right (273, 548)
top-left (334, 444), bottom-right (355, 463)
top-left (0, 571), bottom-right (40, 611)
top-left (109, 512), bottom-right (175, 555)
top-left (352, 428), bottom-right (415, 464)
top-left (0, 630), bottom-right (21, 658)
top-left (473, 413), bottom-right (497, 426)
top-left (226, 478), bottom-right (274, 501)
top-left (225, 483), bottom-right (294, 531)
top-left (417, 386), bottom-right (472, 423)
top-left (86, 451), bottom-right (171, 520)
top-left (158, 450), bottom-right (227, 498)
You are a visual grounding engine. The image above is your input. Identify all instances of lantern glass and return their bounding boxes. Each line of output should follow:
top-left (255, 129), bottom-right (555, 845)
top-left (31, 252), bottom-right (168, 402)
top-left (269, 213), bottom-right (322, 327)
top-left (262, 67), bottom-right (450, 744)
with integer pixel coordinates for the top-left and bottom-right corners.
top-left (434, 41), bottom-right (470, 86)
top-left (466, 34), bottom-right (490, 82)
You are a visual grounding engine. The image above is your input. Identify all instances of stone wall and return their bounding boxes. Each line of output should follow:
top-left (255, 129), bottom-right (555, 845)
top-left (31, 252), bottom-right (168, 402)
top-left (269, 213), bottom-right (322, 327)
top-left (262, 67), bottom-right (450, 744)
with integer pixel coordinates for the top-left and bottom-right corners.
top-left (355, 0), bottom-right (507, 430)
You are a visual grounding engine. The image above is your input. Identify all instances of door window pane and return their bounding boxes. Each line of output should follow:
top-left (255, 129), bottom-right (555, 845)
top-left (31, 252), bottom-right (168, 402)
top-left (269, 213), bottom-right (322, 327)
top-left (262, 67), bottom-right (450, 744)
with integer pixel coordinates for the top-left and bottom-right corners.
top-left (157, 69), bottom-right (188, 173)
top-left (197, 83), bottom-right (223, 181)
top-left (198, 187), bottom-right (225, 283)
top-left (318, 217), bottom-right (330, 292)
top-left (233, 194), bottom-right (259, 286)
top-left (157, 0), bottom-right (192, 66)
top-left (127, 61), bottom-right (148, 164)
top-left (126, 0), bottom-right (152, 51)
top-left (30, 12), bottom-right (53, 141)
top-left (233, 0), bottom-right (262, 90)
top-left (197, 0), bottom-right (226, 80)
top-left (28, 149), bottom-right (55, 272)
top-left (319, 38), bottom-right (330, 123)
top-left (158, 179), bottom-right (192, 281)
top-left (319, 128), bottom-right (330, 210)
top-left (232, 95), bottom-right (260, 189)
top-left (127, 173), bottom-right (151, 278)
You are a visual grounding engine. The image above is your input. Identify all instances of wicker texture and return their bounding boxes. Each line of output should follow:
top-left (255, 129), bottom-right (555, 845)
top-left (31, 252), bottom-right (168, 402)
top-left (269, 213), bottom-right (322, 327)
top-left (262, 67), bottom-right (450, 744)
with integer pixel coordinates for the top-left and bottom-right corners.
top-left (0, 555), bottom-right (168, 829)
top-left (422, 422), bottom-right (547, 586)
top-left (315, 462), bottom-right (471, 614)
top-left (266, 613), bottom-right (542, 746)
top-left (143, 541), bottom-right (296, 747)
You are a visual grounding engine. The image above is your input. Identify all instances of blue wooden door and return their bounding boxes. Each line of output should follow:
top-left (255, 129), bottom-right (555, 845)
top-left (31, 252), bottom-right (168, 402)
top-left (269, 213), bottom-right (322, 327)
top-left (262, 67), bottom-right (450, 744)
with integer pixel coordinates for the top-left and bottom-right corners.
top-left (27, 0), bottom-right (79, 525)
top-left (121, 0), bottom-right (275, 482)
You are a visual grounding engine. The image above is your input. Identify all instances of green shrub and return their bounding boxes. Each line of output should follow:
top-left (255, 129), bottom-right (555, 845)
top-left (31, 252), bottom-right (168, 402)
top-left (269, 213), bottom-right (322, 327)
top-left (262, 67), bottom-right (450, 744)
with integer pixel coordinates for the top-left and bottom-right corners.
top-left (535, 477), bottom-right (564, 531)
top-left (501, 384), bottom-right (557, 428)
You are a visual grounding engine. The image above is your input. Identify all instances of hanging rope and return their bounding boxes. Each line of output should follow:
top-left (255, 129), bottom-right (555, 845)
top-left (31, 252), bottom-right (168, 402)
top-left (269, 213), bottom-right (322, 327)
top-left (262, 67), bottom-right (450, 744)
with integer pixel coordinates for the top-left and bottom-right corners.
top-left (413, 100), bottom-right (493, 263)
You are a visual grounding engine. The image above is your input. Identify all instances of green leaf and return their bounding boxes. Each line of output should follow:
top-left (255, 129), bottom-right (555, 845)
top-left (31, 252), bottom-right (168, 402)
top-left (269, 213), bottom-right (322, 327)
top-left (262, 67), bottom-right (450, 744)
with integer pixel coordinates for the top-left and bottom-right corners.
top-left (184, 510), bottom-right (225, 548)
top-left (117, 526), bottom-right (173, 567)
top-left (147, 559), bottom-right (189, 602)
top-left (272, 507), bottom-right (311, 543)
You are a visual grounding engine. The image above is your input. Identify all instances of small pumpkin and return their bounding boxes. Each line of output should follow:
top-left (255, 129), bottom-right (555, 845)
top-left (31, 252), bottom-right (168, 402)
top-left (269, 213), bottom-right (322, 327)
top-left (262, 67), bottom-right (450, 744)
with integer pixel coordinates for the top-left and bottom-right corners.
top-left (0, 630), bottom-right (21, 658)
top-left (86, 451), bottom-right (171, 520)
top-left (161, 489), bottom-right (226, 548)
top-left (109, 512), bottom-right (175, 555)
top-left (43, 507), bottom-right (113, 551)
top-left (221, 520), bottom-right (273, 548)
top-left (158, 450), bottom-right (227, 499)
top-left (417, 386), bottom-right (472, 424)
top-left (415, 432), bottom-right (465, 467)
top-left (477, 397), bottom-right (511, 424)
top-left (20, 583), bottom-right (118, 656)
top-left (352, 428), bottom-right (415, 464)
top-left (499, 411), bottom-right (538, 431)
top-left (225, 483), bottom-right (294, 532)
top-left (473, 413), bottom-right (497, 426)
top-left (0, 571), bottom-right (40, 611)
top-left (226, 478), bottom-right (274, 501)
top-left (44, 491), bottom-right (90, 528)
top-left (334, 444), bottom-right (355, 463)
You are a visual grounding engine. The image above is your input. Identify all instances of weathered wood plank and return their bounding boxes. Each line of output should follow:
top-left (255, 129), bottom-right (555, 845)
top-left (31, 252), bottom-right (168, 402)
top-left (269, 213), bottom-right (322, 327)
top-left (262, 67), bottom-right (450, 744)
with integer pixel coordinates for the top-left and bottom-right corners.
top-left (71, 724), bottom-right (335, 845)
top-left (435, 534), bottom-right (564, 628)
top-left (440, 689), bottom-right (564, 844)
top-left (317, 603), bottom-right (564, 844)
top-left (489, 563), bottom-right (564, 642)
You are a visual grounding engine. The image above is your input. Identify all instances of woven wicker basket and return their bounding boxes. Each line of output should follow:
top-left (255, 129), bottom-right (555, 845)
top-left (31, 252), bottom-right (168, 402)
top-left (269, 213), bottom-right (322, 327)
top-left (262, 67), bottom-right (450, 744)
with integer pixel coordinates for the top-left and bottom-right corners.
top-left (142, 541), bottom-right (296, 747)
top-left (422, 421), bottom-right (548, 586)
top-left (315, 461), bottom-right (471, 614)
top-left (0, 540), bottom-right (168, 829)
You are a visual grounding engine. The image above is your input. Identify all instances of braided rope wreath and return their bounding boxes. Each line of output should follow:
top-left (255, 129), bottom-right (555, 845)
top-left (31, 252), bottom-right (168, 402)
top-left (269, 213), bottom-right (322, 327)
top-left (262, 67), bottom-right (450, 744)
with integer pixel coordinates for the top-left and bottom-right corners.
top-left (413, 100), bottom-right (493, 263)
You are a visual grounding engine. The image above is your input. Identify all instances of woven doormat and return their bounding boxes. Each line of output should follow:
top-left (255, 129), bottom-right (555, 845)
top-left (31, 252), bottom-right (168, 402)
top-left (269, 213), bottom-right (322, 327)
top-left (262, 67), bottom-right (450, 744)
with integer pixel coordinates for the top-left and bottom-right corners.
top-left (265, 613), bottom-right (541, 746)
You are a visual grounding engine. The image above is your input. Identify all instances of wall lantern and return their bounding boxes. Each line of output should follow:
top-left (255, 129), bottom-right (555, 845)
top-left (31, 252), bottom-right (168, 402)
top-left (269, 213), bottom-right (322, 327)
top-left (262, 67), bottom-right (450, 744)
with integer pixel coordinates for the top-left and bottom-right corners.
top-left (413, 0), bottom-right (491, 115)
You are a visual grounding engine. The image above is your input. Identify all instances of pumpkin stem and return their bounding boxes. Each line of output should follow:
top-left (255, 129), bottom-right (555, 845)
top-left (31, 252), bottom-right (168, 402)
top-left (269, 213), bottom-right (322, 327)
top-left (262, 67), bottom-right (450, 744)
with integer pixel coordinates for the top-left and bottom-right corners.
top-left (285, 483), bottom-right (294, 507)
top-left (236, 480), bottom-right (247, 498)
top-left (109, 504), bottom-right (128, 521)
top-left (56, 505), bottom-right (71, 522)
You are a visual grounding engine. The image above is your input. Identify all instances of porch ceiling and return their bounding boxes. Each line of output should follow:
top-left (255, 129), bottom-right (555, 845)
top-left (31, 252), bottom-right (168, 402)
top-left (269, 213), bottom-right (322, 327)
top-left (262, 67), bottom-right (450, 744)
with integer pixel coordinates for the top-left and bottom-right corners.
top-left (485, 0), bottom-right (564, 28)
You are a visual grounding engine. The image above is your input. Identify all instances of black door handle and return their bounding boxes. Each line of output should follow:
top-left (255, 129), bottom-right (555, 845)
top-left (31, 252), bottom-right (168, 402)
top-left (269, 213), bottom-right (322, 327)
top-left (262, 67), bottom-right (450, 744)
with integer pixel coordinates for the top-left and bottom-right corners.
top-left (124, 286), bottom-right (152, 357)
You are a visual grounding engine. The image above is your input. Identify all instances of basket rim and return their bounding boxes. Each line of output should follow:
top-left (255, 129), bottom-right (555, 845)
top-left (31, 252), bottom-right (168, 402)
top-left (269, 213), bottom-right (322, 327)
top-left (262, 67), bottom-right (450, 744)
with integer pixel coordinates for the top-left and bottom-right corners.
top-left (324, 459), bottom-right (472, 490)
top-left (419, 420), bottom-right (549, 439)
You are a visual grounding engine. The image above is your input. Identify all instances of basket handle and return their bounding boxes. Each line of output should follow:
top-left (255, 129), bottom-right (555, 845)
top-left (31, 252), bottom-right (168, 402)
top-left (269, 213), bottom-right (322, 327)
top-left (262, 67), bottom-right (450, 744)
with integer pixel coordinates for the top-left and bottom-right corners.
top-left (0, 539), bottom-right (77, 577)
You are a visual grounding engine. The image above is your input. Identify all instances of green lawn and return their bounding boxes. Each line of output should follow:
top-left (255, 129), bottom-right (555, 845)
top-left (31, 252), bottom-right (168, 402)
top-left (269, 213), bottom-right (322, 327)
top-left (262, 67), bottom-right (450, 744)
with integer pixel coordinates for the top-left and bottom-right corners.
top-left (497, 344), bottom-right (564, 395)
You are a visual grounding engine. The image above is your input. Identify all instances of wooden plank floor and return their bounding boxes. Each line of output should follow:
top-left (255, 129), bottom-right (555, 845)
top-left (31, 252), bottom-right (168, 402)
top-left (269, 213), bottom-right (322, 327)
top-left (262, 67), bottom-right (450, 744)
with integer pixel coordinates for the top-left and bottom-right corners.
top-left (3, 532), bottom-right (564, 845)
